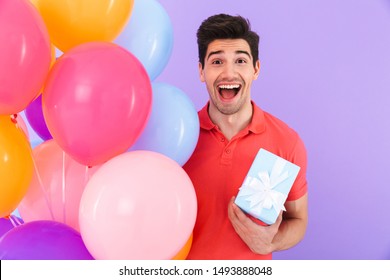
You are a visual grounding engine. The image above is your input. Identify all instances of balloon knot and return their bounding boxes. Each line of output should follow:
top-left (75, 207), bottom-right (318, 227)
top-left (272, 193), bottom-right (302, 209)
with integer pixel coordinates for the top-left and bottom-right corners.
top-left (10, 114), bottom-right (18, 124)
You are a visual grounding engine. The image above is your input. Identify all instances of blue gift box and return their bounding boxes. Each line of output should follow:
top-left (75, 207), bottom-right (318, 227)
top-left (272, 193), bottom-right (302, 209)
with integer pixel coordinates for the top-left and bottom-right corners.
top-left (234, 149), bottom-right (300, 225)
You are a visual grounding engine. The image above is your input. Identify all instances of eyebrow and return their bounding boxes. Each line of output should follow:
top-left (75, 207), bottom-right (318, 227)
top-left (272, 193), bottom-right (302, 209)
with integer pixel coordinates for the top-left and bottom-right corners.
top-left (207, 50), bottom-right (252, 61)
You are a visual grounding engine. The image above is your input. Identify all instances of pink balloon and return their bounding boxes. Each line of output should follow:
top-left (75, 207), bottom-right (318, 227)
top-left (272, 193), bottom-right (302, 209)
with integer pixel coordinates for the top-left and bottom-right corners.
top-left (79, 151), bottom-right (197, 260)
top-left (42, 42), bottom-right (152, 166)
top-left (18, 140), bottom-right (98, 231)
top-left (0, 0), bottom-right (51, 114)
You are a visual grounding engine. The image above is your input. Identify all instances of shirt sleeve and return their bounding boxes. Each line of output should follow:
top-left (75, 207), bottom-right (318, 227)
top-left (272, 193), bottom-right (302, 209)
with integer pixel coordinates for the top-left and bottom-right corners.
top-left (286, 135), bottom-right (308, 201)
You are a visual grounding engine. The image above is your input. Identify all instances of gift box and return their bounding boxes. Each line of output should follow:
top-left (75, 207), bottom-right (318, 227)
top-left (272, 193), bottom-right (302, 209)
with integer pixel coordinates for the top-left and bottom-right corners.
top-left (234, 149), bottom-right (300, 225)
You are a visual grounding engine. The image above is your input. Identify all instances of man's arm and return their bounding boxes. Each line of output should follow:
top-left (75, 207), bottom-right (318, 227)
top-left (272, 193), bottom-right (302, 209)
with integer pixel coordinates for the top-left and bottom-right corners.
top-left (227, 193), bottom-right (308, 255)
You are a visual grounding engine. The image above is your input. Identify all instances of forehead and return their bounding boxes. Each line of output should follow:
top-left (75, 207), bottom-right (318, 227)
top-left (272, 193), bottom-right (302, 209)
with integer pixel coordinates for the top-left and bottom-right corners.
top-left (206, 39), bottom-right (252, 58)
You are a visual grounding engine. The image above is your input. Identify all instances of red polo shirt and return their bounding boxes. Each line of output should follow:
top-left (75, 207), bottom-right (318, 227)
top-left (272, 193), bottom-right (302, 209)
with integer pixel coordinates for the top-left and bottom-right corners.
top-left (183, 101), bottom-right (308, 260)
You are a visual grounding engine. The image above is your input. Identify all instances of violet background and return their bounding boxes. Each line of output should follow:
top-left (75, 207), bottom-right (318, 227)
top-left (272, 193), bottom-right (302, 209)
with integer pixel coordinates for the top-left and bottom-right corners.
top-left (155, 0), bottom-right (390, 260)
top-left (24, 0), bottom-right (390, 260)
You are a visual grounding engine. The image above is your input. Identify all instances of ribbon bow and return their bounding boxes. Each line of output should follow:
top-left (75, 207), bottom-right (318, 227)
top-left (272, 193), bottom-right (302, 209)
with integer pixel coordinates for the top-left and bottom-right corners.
top-left (239, 158), bottom-right (290, 215)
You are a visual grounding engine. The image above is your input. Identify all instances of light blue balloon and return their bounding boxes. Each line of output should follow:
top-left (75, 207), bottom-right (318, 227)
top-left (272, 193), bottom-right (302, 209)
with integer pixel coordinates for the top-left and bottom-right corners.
top-left (115, 0), bottom-right (173, 81)
top-left (131, 82), bottom-right (200, 166)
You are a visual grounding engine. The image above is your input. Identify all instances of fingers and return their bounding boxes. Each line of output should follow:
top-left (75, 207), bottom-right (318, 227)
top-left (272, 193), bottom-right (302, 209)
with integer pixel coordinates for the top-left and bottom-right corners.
top-left (228, 197), bottom-right (249, 223)
top-left (275, 211), bottom-right (283, 226)
top-left (228, 196), bottom-right (258, 233)
top-left (228, 197), bottom-right (247, 232)
top-left (257, 211), bottom-right (282, 238)
top-left (228, 197), bottom-right (242, 229)
top-left (228, 197), bottom-right (284, 231)
top-left (227, 197), bottom-right (236, 220)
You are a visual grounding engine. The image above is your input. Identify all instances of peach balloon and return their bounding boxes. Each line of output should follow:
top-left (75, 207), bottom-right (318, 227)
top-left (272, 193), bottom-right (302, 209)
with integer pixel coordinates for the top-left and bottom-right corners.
top-left (18, 140), bottom-right (98, 231)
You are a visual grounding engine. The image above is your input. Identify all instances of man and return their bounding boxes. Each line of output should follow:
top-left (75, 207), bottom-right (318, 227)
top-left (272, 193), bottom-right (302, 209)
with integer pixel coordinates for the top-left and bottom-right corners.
top-left (183, 14), bottom-right (308, 260)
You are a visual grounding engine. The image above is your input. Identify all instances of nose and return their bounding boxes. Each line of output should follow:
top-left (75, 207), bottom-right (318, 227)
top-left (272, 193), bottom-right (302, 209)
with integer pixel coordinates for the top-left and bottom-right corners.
top-left (220, 62), bottom-right (236, 79)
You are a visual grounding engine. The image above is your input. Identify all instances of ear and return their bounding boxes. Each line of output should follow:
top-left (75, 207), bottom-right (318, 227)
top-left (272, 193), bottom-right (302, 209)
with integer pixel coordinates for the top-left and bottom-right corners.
top-left (198, 62), bottom-right (205, 82)
top-left (253, 60), bottom-right (260, 80)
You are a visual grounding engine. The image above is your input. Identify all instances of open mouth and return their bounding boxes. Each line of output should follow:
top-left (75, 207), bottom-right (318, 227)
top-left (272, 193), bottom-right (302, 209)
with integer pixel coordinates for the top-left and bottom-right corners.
top-left (218, 84), bottom-right (241, 100)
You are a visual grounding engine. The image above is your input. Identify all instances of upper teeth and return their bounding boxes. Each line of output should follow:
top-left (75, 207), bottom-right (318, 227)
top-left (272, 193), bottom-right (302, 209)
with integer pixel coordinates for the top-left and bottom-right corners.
top-left (219, 85), bottom-right (240, 89)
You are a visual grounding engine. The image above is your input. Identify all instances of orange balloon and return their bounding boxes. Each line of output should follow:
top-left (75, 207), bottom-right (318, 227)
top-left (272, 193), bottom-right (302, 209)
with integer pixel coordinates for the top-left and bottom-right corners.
top-left (0, 115), bottom-right (34, 217)
top-left (32, 0), bottom-right (134, 52)
top-left (172, 234), bottom-right (193, 260)
top-left (50, 44), bottom-right (57, 67)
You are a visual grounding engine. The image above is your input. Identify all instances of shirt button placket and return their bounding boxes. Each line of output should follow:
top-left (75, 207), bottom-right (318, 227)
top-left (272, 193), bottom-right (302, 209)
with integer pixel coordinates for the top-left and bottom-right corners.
top-left (220, 144), bottom-right (234, 165)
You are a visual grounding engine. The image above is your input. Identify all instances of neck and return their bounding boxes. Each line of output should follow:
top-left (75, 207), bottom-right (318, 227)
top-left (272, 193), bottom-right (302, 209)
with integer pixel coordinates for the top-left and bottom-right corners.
top-left (208, 102), bottom-right (253, 141)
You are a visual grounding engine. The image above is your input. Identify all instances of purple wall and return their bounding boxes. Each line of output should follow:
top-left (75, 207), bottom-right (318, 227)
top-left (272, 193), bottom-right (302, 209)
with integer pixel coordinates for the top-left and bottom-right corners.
top-left (156, 0), bottom-right (390, 259)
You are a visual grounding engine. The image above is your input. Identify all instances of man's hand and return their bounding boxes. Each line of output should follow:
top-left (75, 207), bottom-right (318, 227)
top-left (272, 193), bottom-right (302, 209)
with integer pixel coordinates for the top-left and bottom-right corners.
top-left (227, 196), bottom-right (282, 255)
top-left (228, 193), bottom-right (308, 255)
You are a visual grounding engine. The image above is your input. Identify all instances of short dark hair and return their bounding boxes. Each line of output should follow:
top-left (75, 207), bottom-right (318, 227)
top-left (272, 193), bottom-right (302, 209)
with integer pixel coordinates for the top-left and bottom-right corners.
top-left (197, 14), bottom-right (259, 69)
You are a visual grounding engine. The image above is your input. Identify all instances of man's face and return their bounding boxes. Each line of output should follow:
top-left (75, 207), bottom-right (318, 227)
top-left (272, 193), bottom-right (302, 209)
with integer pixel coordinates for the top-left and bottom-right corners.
top-left (199, 39), bottom-right (260, 116)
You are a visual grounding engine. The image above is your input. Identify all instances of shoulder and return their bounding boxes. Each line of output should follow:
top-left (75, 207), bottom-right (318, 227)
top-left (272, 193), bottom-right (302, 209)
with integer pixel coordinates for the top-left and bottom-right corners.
top-left (263, 110), bottom-right (299, 139)
top-left (252, 103), bottom-right (307, 164)
top-left (254, 106), bottom-right (308, 200)
top-left (253, 102), bottom-right (301, 147)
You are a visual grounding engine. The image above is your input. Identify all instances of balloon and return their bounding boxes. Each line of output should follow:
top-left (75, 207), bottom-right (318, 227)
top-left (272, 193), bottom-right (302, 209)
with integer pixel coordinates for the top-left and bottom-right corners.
top-left (0, 216), bottom-right (23, 239)
top-left (0, 220), bottom-right (94, 260)
top-left (50, 44), bottom-right (57, 67)
top-left (115, 0), bottom-right (173, 81)
top-left (11, 209), bottom-right (22, 219)
top-left (0, 115), bottom-right (34, 217)
top-left (42, 42), bottom-right (152, 166)
top-left (31, 0), bottom-right (134, 52)
top-left (79, 151), bottom-right (197, 260)
top-left (172, 234), bottom-right (193, 260)
top-left (18, 140), bottom-right (98, 231)
top-left (0, 0), bottom-right (51, 114)
top-left (131, 82), bottom-right (199, 166)
top-left (25, 95), bottom-right (52, 141)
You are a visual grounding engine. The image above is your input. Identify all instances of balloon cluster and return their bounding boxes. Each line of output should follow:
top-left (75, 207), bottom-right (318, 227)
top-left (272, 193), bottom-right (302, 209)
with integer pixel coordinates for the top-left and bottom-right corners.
top-left (0, 0), bottom-right (199, 260)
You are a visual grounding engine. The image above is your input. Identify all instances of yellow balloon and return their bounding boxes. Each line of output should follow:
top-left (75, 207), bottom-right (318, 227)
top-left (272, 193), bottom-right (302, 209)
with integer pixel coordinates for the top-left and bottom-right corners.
top-left (172, 234), bottom-right (193, 260)
top-left (0, 115), bottom-right (34, 217)
top-left (32, 0), bottom-right (134, 52)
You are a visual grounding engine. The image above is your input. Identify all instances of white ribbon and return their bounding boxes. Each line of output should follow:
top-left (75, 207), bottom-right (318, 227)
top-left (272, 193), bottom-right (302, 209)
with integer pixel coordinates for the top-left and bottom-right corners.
top-left (239, 158), bottom-right (290, 215)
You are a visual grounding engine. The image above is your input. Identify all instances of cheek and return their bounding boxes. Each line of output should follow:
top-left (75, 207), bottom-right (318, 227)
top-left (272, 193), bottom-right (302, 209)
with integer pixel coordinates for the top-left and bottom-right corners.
top-left (203, 75), bottom-right (213, 86)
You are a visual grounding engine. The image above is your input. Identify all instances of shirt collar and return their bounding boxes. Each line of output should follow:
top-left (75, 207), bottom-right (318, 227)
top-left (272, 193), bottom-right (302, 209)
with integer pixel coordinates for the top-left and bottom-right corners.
top-left (199, 101), bottom-right (266, 134)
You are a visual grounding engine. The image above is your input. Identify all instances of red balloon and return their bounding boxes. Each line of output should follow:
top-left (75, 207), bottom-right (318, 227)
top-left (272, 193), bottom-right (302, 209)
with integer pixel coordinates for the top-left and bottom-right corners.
top-left (42, 42), bottom-right (152, 166)
top-left (0, 0), bottom-right (51, 114)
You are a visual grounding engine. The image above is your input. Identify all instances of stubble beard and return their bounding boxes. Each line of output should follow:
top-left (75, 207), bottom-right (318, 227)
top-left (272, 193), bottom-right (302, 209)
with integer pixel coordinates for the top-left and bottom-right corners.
top-left (211, 95), bottom-right (246, 116)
